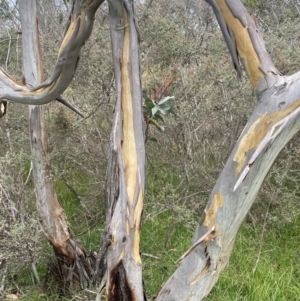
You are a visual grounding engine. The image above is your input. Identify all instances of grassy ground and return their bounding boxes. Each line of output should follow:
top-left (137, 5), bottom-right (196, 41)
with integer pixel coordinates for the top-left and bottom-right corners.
top-left (8, 192), bottom-right (300, 300)
top-left (207, 216), bottom-right (300, 301)
top-left (141, 211), bottom-right (300, 300)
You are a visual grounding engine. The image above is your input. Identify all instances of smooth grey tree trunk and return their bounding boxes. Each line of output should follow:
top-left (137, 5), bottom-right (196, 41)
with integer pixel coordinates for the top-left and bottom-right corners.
top-left (18, 0), bottom-right (93, 289)
top-left (157, 0), bottom-right (300, 300)
top-left (96, 0), bottom-right (146, 300)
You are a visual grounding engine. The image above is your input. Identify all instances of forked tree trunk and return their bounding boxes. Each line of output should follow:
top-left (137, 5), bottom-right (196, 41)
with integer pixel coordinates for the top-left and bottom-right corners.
top-left (157, 0), bottom-right (300, 300)
top-left (5, 0), bottom-right (300, 299)
top-left (18, 0), bottom-right (93, 289)
top-left (96, 0), bottom-right (146, 300)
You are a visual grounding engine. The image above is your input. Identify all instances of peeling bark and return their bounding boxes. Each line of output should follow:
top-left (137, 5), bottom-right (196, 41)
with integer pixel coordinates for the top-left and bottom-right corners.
top-left (206, 0), bottom-right (280, 93)
top-left (0, 100), bottom-right (7, 117)
top-left (96, 0), bottom-right (146, 300)
top-left (157, 1), bottom-right (300, 300)
top-left (18, 0), bottom-right (93, 289)
top-left (158, 75), bottom-right (300, 301)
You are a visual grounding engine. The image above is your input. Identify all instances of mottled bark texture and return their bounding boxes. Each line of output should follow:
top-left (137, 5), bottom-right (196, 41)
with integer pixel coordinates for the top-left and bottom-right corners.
top-left (157, 1), bottom-right (300, 300)
top-left (96, 0), bottom-right (146, 300)
top-left (18, 0), bottom-right (93, 289)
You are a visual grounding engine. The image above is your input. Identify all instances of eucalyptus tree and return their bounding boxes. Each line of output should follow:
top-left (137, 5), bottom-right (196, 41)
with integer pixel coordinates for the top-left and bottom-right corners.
top-left (156, 1), bottom-right (300, 299)
top-left (1, 0), bottom-right (300, 300)
top-left (13, 0), bottom-right (104, 288)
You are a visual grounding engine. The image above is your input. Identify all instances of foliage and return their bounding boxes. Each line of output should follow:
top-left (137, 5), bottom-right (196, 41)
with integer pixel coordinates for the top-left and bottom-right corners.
top-left (143, 90), bottom-right (176, 142)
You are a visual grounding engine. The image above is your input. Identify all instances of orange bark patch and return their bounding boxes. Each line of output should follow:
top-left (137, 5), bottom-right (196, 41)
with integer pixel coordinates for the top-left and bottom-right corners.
top-left (202, 192), bottom-right (224, 228)
top-left (234, 98), bottom-right (300, 174)
top-left (216, 0), bottom-right (265, 89)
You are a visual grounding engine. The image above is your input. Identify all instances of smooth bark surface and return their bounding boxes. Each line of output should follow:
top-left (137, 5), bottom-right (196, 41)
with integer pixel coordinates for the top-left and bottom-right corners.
top-left (18, 0), bottom-right (93, 288)
top-left (157, 0), bottom-right (300, 300)
top-left (96, 0), bottom-right (146, 300)
top-left (0, 0), bottom-right (103, 109)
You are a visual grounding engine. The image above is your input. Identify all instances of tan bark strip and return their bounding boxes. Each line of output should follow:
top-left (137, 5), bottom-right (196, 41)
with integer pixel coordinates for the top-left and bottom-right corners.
top-left (121, 10), bottom-right (142, 265)
top-left (121, 11), bottom-right (137, 204)
top-left (0, 69), bottom-right (24, 89)
top-left (133, 188), bottom-right (143, 264)
top-left (234, 98), bottom-right (300, 174)
top-left (58, 17), bottom-right (80, 55)
top-left (202, 192), bottom-right (224, 228)
top-left (118, 249), bottom-right (125, 261)
top-left (0, 0), bottom-right (103, 109)
top-left (216, 0), bottom-right (264, 88)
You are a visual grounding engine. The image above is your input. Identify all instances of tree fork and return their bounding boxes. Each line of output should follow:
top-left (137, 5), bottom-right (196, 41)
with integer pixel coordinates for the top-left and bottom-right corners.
top-left (9, 0), bottom-right (300, 299)
top-left (157, 0), bottom-right (300, 300)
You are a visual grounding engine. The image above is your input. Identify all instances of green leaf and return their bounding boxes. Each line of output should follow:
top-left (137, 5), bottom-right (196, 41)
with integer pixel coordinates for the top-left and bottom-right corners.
top-left (146, 98), bottom-right (155, 109)
top-left (143, 91), bottom-right (156, 112)
top-left (158, 108), bottom-right (168, 115)
top-left (149, 118), bottom-right (164, 132)
top-left (158, 96), bottom-right (177, 116)
top-left (151, 105), bottom-right (160, 116)
top-left (158, 126), bottom-right (165, 132)
top-left (158, 96), bottom-right (175, 105)
top-left (158, 102), bottom-right (172, 111)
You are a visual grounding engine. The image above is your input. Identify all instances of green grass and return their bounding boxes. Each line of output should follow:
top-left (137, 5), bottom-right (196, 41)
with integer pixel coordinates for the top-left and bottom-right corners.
top-left (141, 211), bottom-right (193, 295)
top-left (10, 167), bottom-right (300, 301)
top-left (206, 216), bottom-right (300, 301)
top-left (53, 177), bottom-right (104, 246)
top-left (140, 207), bottom-right (300, 300)
top-left (11, 213), bottom-right (300, 300)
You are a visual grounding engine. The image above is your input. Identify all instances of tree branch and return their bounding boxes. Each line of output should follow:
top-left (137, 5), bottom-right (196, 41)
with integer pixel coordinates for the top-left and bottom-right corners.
top-left (206, 0), bottom-right (280, 94)
top-left (157, 1), bottom-right (300, 300)
top-left (0, 0), bottom-right (104, 113)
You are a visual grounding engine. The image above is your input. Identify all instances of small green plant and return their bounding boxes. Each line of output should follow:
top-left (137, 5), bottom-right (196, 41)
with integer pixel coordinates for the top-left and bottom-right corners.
top-left (142, 91), bottom-right (176, 142)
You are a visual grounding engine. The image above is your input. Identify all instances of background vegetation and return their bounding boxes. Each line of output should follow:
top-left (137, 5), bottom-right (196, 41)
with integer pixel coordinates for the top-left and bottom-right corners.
top-left (1, 0), bottom-right (300, 300)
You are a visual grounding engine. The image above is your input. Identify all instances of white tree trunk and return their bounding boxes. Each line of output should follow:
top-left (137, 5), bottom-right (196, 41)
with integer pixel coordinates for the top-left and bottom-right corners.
top-left (157, 1), bottom-right (300, 299)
